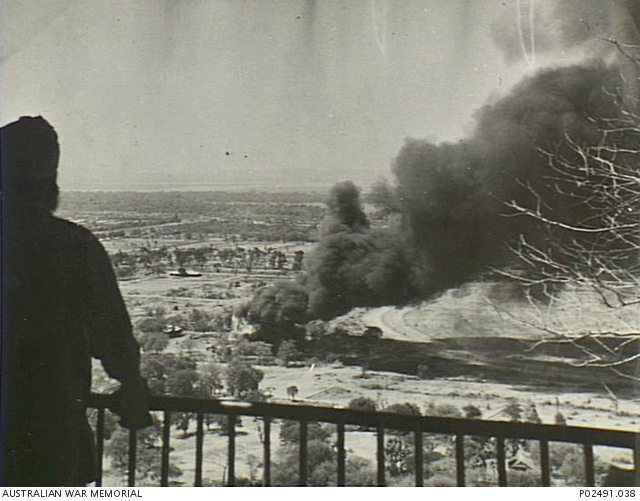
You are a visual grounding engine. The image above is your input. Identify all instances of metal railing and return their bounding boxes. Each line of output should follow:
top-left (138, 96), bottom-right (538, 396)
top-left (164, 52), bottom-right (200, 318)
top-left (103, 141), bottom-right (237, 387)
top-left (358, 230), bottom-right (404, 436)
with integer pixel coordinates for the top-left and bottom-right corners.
top-left (88, 393), bottom-right (639, 487)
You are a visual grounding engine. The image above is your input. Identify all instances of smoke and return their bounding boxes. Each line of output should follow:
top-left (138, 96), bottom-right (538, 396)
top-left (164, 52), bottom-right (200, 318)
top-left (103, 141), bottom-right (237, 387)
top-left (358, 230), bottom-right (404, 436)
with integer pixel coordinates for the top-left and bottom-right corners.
top-left (248, 180), bottom-right (419, 322)
top-left (393, 62), bottom-right (622, 289)
top-left (248, 62), bottom-right (627, 326)
top-left (248, 281), bottom-right (309, 331)
top-left (305, 228), bottom-right (419, 319)
top-left (320, 180), bottom-right (370, 236)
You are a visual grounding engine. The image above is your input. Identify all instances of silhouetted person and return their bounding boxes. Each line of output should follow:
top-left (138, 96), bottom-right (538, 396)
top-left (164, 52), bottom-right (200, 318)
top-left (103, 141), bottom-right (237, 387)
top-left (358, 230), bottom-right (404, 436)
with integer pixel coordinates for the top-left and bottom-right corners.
top-left (0, 116), bottom-right (151, 486)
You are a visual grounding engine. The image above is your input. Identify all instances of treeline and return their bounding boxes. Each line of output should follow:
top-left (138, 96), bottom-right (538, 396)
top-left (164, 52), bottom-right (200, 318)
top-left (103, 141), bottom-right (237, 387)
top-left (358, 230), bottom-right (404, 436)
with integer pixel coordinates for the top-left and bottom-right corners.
top-left (110, 244), bottom-right (305, 279)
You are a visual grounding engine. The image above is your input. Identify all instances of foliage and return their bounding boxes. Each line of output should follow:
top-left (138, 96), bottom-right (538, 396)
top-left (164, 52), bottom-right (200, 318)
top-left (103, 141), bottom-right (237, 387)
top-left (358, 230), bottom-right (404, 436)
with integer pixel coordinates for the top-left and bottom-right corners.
top-left (347, 396), bottom-right (377, 413)
top-left (140, 353), bottom-right (197, 396)
top-left (273, 420), bottom-right (376, 486)
top-left (225, 359), bottom-right (264, 398)
top-left (106, 418), bottom-right (182, 484)
top-left (279, 421), bottom-right (332, 446)
top-left (463, 404), bottom-right (483, 419)
top-left (136, 316), bottom-right (166, 334)
top-left (494, 49), bottom-right (640, 381)
top-left (189, 309), bottom-right (214, 332)
top-left (277, 340), bottom-right (300, 366)
top-left (504, 401), bottom-right (523, 422)
top-left (232, 340), bottom-right (275, 365)
top-left (137, 332), bottom-right (170, 354)
top-left (196, 361), bottom-right (224, 398)
top-left (426, 403), bottom-right (462, 418)
top-left (384, 402), bottom-right (421, 416)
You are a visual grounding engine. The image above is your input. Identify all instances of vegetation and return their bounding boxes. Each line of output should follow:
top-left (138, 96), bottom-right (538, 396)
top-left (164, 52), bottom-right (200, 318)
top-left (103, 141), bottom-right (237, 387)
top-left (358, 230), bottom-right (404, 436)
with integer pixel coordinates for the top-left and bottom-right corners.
top-left (73, 184), bottom-right (636, 486)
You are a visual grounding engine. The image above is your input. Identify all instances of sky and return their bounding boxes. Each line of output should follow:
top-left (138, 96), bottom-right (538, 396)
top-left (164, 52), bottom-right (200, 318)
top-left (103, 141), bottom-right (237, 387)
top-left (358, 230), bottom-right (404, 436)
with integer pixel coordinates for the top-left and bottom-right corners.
top-left (1, 0), bottom-right (636, 191)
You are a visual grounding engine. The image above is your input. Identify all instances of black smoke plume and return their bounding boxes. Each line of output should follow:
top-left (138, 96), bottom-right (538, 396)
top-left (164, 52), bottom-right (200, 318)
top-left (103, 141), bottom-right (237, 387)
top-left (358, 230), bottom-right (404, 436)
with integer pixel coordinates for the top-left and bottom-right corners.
top-left (393, 62), bottom-right (622, 289)
top-left (249, 61), bottom-right (627, 327)
top-left (320, 180), bottom-right (370, 235)
top-left (248, 181), bottom-right (418, 323)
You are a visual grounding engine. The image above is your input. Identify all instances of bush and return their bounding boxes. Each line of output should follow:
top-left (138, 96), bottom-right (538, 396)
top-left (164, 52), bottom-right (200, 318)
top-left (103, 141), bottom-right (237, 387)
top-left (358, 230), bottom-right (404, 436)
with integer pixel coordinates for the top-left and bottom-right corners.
top-left (136, 316), bottom-right (166, 333)
top-left (384, 402), bottom-right (421, 416)
top-left (348, 396), bottom-right (377, 413)
top-left (137, 332), bottom-right (170, 354)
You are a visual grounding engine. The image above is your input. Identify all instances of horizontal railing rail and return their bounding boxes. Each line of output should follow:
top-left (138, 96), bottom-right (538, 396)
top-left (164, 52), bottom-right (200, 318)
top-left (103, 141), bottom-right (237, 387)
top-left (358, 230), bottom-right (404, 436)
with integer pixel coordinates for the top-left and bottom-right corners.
top-left (88, 393), bottom-right (639, 488)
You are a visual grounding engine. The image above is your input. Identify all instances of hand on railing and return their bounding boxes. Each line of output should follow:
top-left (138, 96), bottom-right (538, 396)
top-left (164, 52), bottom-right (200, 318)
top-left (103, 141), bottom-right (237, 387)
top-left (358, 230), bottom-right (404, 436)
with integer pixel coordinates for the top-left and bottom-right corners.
top-left (109, 378), bottom-right (153, 430)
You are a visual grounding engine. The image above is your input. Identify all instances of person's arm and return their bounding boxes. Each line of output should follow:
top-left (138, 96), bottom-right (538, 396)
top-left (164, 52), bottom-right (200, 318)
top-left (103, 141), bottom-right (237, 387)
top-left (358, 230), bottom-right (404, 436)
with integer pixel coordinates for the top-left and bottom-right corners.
top-left (84, 232), bottom-right (152, 429)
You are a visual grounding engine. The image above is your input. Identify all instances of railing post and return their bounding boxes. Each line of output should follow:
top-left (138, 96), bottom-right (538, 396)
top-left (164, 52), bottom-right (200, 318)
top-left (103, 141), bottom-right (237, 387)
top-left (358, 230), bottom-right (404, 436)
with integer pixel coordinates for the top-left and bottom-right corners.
top-left (85, 392), bottom-right (640, 488)
top-left (127, 429), bottom-right (137, 487)
top-left (635, 445), bottom-right (640, 487)
top-left (496, 437), bottom-right (507, 487)
top-left (95, 408), bottom-right (105, 487)
top-left (584, 444), bottom-right (595, 487)
top-left (455, 434), bottom-right (465, 487)
top-left (161, 411), bottom-right (171, 487)
top-left (337, 423), bottom-right (346, 487)
top-left (414, 430), bottom-right (423, 487)
top-left (299, 421), bottom-right (308, 486)
top-left (263, 417), bottom-right (271, 487)
top-left (540, 440), bottom-right (550, 487)
top-left (376, 425), bottom-right (386, 486)
top-left (195, 413), bottom-right (204, 487)
top-left (228, 415), bottom-right (236, 487)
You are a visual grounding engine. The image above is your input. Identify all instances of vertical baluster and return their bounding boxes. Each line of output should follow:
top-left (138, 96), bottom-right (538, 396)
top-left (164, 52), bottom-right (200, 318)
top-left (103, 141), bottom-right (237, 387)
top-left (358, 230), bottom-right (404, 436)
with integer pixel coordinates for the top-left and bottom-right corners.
top-left (455, 434), bottom-right (465, 487)
top-left (496, 437), bottom-right (507, 487)
top-left (95, 408), bottom-right (105, 487)
top-left (634, 445), bottom-right (640, 488)
top-left (414, 430), bottom-right (423, 487)
top-left (299, 421), bottom-right (308, 486)
top-left (337, 423), bottom-right (346, 487)
top-left (228, 415), bottom-right (236, 486)
top-left (195, 413), bottom-right (204, 487)
top-left (584, 444), bottom-right (595, 487)
top-left (540, 440), bottom-right (550, 487)
top-left (263, 417), bottom-right (271, 487)
top-left (376, 425), bottom-right (386, 487)
top-left (161, 411), bottom-right (171, 487)
top-left (127, 429), bottom-right (137, 487)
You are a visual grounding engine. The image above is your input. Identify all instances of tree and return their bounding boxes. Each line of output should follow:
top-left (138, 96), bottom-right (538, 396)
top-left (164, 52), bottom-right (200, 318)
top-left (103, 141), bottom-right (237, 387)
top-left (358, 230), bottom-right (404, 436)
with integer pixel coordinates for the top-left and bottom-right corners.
top-left (383, 402), bottom-right (421, 438)
top-left (140, 353), bottom-right (197, 395)
top-left (197, 361), bottom-right (224, 398)
top-left (286, 385), bottom-right (299, 401)
top-left (277, 340), bottom-right (300, 366)
top-left (463, 405), bottom-right (482, 419)
top-left (273, 420), bottom-right (376, 486)
top-left (225, 359), bottom-right (264, 398)
top-left (279, 421), bottom-right (332, 446)
top-left (107, 418), bottom-right (182, 484)
top-left (497, 47), bottom-right (640, 382)
top-left (137, 332), bottom-right (170, 354)
top-left (166, 368), bottom-right (199, 396)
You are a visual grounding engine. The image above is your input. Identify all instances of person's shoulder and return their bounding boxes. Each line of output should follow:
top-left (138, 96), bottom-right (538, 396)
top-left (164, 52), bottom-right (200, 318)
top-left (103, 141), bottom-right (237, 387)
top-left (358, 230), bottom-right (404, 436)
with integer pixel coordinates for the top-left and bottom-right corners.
top-left (50, 216), bottom-right (92, 234)
top-left (49, 216), bottom-right (101, 244)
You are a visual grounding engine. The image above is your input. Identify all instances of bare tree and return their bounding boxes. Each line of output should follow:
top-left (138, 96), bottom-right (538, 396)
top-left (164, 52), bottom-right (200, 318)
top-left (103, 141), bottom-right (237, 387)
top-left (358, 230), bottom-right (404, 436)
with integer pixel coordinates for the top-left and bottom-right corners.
top-left (498, 47), bottom-right (640, 381)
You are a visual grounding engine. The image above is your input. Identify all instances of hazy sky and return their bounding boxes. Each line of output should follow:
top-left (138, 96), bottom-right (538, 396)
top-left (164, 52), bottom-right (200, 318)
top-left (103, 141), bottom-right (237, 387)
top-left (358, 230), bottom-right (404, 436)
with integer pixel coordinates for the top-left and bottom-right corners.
top-left (0, 0), bottom-right (631, 190)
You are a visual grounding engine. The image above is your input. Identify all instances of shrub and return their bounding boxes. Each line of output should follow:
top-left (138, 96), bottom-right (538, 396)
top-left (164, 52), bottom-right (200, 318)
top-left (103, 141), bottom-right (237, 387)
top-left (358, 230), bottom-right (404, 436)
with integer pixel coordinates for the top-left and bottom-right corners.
top-left (348, 396), bottom-right (377, 412)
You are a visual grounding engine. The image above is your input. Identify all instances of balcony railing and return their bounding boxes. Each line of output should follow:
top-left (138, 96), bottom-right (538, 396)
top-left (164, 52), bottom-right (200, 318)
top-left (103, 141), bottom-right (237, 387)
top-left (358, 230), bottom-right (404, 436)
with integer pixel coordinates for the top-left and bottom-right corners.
top-left (88, 393), bottom-right (639, 487)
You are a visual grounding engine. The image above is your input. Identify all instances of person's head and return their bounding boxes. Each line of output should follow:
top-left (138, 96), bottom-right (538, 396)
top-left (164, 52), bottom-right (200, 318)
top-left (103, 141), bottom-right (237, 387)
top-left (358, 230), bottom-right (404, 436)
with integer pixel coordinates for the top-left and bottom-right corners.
top-left (1, 116), bottom-right (60, 213)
